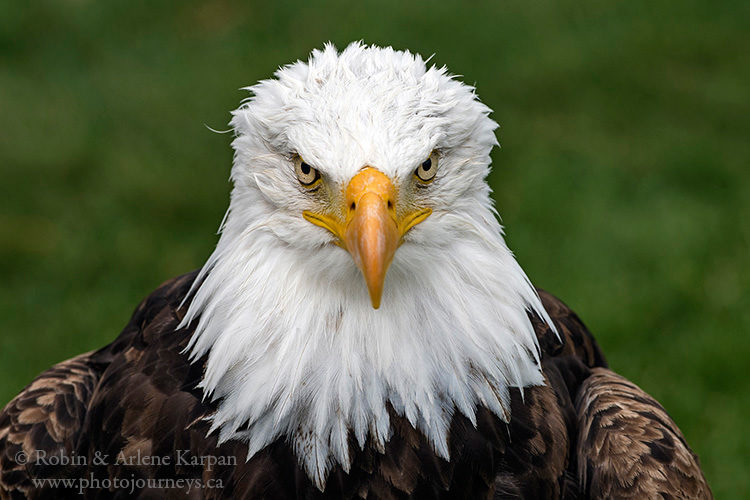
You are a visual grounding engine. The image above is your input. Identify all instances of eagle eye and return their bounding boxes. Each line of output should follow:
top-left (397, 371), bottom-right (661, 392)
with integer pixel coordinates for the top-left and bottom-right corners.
top-left (415, 152), bottom-right (438, 183)
top-left (294, 156), bottom-right (321, 187)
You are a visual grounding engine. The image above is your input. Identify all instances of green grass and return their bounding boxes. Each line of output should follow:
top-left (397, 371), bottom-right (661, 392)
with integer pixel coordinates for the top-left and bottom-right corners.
top-left (1, 1), bottom-right (747, 496)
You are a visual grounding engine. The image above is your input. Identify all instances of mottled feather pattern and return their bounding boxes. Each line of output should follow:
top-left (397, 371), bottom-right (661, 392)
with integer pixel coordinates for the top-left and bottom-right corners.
top-left (0, 352), bottom-right (102, 498)
top-left (575, 368), bottom-right (712, 499)
top-left (0, 273), bottom-right (710, 498)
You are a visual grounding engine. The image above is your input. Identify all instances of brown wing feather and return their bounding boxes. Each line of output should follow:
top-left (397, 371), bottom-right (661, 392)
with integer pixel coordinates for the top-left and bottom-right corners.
top-left (0, 351), bottom-right (103, 498)
top-left (575, 367), bottom-right (712, 499)
top-left (534, 290), bottom-right (711, 498)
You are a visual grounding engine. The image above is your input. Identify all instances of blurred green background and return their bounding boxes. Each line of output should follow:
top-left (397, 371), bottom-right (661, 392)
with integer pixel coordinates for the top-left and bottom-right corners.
top-left (1, 0), bottom-right (747, 496)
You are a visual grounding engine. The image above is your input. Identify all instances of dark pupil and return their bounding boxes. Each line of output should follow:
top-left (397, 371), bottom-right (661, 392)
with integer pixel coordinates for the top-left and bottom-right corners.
top-left (300, 163), bottom-right (311, 175)
top-left (421, 158), bottom-right (432, 171)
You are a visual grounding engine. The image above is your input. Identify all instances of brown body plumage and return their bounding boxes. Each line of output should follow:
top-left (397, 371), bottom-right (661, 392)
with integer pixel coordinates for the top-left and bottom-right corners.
top-left (0, 273), bottom-right (711, 499)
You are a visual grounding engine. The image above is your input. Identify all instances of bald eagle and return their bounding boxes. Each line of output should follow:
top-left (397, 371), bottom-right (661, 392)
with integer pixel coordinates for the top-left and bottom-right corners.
top-left (0, 43), bottom-right (710, 499)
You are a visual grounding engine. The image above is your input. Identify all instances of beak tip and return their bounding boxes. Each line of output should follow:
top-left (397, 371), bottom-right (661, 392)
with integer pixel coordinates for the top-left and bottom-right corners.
top-left (369, 291), bottom-right (382, 309)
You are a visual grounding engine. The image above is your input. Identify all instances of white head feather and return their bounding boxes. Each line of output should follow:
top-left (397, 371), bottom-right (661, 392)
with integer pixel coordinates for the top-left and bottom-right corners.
top-left (180, 42), bottom-right (555, 489)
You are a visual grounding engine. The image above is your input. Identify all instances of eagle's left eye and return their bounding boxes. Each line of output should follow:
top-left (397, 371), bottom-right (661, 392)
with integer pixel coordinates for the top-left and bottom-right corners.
top-left (415, 152), bottom-right (438, 183)
top-left (294, 157), bottom-right (321, 187)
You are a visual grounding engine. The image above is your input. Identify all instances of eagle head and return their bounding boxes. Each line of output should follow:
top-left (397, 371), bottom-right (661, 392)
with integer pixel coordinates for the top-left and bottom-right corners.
top-left (227, 42), bottom-right (499, 309)
top-left (181, 42), bottom-right (553, 489)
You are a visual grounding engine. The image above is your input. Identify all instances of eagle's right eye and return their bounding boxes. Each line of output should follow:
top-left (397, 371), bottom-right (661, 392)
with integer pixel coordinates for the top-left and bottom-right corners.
top-left (294, 156), bottom-right (321, 187)
top-left (415, 152), bottom-right (438, 183)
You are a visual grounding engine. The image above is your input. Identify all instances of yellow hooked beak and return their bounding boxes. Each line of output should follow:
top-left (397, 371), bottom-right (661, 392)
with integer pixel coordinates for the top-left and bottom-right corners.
top-left (303, 168), bottom-right (431, 309)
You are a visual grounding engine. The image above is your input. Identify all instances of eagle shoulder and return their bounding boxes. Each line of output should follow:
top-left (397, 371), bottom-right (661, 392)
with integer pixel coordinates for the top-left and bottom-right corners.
top-left (575, 368), bottom-right (712, 499)
top-left (531, 289), bottom-right (712, 499)
top-left (0, 271), bottom-right (201, 498)
top-left (0, 352), bottom-right (102, 497)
